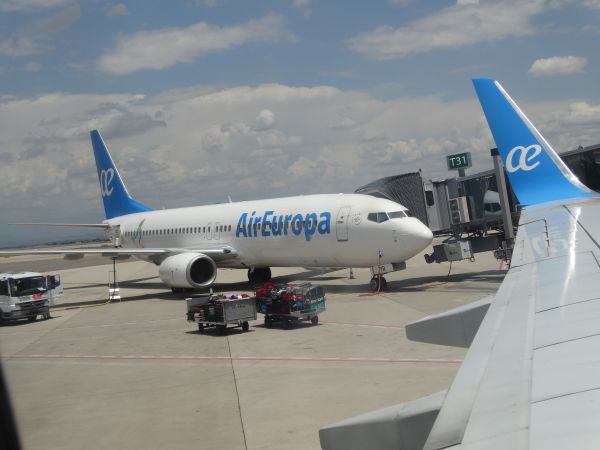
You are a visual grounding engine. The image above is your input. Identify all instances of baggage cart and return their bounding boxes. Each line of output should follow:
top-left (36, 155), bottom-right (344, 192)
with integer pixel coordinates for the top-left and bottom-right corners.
top-left (255, 282), bottom-right (326, 329)
top-left (186, 294), bottom-right (256, 335)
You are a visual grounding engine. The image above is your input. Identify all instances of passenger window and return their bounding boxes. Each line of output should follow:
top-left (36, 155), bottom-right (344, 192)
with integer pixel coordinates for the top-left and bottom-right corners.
top-left (228, 225), bottom-right (232, 232)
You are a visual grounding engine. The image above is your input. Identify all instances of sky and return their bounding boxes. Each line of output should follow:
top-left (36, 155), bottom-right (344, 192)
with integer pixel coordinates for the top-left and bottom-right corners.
top-left (1, 0), bottom-right (600, 247)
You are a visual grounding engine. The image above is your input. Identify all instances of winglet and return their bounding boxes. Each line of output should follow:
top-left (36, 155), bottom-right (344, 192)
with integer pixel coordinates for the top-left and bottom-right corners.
top-left (90, 130), bottom-right (152, 219)
top-left (472, 78), bottom-right (596, 206)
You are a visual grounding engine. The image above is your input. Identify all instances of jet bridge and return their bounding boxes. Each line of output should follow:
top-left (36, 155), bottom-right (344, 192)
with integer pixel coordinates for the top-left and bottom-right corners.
top-left (355, 143), bottom-right (600, 265)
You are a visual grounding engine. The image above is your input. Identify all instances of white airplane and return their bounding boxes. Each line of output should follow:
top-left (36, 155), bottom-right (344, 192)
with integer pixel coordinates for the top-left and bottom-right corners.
top-left (1, 130), bottom-right (433, 292)
top-left (320, 79), bottom-right (600, 449)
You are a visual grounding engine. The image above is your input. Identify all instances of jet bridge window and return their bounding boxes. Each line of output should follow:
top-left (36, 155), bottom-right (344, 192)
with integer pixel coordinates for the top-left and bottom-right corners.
top-left (367, 212), bottom-right (389, 223)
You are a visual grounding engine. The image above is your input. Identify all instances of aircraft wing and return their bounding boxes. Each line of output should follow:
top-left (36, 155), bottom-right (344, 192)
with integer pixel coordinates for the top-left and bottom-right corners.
top-left (421, 197), bottom-right (600, 449)
top-left (319, 79), bottom-right (600, 450)
top-left (0, 246), bottom-right (238, 262)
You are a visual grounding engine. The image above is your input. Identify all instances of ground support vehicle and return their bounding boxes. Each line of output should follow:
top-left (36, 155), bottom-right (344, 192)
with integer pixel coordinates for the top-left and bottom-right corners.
top-left (186, 294), bottom-right (256, 335)
top-left (255, 282), bottom-right (326, 329)
top-left (0, 272), bottom-right (60, 323)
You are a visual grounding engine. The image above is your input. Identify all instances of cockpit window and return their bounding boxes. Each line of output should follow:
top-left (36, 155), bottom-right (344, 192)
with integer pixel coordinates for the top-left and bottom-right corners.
top-left (368, 212), bottom-right (389, 223)
top-left (388, 211), bottom-right (407, 219)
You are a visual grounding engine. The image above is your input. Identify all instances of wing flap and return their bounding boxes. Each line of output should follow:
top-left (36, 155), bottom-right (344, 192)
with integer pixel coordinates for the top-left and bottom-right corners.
top-left (406, 296), bottom-right (492, 348)
top-left (320, 390), bottom-right (446, 450)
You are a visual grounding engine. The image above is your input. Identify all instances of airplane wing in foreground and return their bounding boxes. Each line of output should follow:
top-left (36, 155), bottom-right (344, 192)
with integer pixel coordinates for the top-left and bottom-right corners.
top-left (320, 78), bottom-right (600, 450)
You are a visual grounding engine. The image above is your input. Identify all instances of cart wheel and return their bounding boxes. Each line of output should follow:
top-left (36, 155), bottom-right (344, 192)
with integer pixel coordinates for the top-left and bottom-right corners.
top-left (27, 315), bottom-right (37, 322)
top-left (216, 324), bottom-right (226, 335)
top-left (242, 321), bottom-right (249, 332)
top-left (311, 315), bottom-right (319, 325)
top-left (264, 316), bottom-right (272, 328)
top-left (44, 313), bottom-right (51, 320)
top-left (198, 323), bottom-right (204, 333)
top-left (283, 319), bottom-right (291, 330)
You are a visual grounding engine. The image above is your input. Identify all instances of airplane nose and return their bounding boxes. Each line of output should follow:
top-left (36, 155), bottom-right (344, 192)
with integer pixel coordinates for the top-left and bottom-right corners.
top-left (404, 219), bottom-right (433, 256)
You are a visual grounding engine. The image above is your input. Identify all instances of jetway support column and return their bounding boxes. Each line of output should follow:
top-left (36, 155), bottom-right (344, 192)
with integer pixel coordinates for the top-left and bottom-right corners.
top-left (491, 148), bottom-right (514, 251)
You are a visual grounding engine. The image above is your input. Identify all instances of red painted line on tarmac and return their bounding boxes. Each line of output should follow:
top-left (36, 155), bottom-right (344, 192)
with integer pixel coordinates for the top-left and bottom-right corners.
top-left (2, 354), bottom-right (462, 365)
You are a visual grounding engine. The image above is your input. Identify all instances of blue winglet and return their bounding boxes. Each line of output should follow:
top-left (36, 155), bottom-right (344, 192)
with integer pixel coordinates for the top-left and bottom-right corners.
top-left (90, 130), bottom-right (152, 219)
top-left (472, 78), bottom-right (595, 206)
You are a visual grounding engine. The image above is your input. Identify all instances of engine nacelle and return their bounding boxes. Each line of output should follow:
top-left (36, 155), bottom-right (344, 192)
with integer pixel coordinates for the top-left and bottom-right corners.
top-left (158, 252), bottom-right (217, 288)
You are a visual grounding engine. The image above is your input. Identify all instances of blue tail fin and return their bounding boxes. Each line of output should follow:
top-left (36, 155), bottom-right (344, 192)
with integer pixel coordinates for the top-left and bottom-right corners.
top-left (90, 130), bottom-right (152, 219)
top-left (472, 78), bottom-right (595, 206)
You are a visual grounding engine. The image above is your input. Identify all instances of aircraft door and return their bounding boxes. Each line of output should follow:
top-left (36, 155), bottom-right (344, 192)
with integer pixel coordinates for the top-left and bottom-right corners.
top-left (336, 206), bottom-right (351, 241)
top-left (214, 222), bottom-right (221, 240)
top-left (207, 223), bottom-right (212, 240)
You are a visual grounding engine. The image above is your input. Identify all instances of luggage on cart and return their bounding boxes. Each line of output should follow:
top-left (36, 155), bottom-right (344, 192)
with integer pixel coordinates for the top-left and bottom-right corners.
top-left (255, 282), bottom-right (326, 329)
top-left (186, 293), bottom-right (256, 335)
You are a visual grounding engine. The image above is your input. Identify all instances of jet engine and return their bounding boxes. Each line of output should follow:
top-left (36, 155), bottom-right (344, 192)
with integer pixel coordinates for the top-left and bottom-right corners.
top-left (158, 252), bottom-right (217, 288)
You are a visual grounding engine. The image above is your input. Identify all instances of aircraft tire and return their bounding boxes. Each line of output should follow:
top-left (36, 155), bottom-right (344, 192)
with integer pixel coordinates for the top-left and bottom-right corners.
top-left (369, 278), bottom-right (378, 291)
top-left (370, 277), bottom-right (387, 291)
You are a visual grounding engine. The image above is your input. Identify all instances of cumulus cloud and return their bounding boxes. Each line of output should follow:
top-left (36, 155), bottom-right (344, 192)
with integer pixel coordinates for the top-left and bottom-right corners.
top-left (291, 0), bottom-right (311, 17)
top-left (0, 4), bottom-right (81, 56)
top-left (107, 3), bottom-right (128, 17)
top-left (348, 0), bottom-right (545, 59)
top-left (0, 0), bottom-right (74, 12)
top-left (1, 81), bottom-right (599, 247)
top-left (98, 14), bottom-right (294, 75)
top-left (528, 55), bottom-right (587, 76)
top-left (254, 109), bottom-right (276, 130)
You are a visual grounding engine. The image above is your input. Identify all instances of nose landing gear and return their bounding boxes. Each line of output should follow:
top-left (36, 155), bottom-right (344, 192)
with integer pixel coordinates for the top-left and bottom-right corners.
top-left (248, 267), bottom-right (272, 284)
top-left (369, 276), bottom-right (387, 292)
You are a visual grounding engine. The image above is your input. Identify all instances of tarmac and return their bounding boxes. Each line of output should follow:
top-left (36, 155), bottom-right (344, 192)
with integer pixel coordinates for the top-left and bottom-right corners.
top-left (0, 249), bottom-right (505, 450)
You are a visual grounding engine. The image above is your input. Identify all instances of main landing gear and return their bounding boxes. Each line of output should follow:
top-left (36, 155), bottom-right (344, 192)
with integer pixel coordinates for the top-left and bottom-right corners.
top-left (370, 276), bottom-right (387, 292)
top-left (248, 267), bottom-right (271, 284)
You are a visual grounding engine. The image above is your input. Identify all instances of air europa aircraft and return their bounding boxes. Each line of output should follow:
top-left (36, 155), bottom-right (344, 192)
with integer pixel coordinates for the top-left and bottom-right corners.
top-left (1, 130), bottom-right (433, 292)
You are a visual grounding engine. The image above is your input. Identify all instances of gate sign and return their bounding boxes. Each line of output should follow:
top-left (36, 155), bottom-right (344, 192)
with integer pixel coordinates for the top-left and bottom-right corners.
top-left (446, 152), bottom-right (472, 170)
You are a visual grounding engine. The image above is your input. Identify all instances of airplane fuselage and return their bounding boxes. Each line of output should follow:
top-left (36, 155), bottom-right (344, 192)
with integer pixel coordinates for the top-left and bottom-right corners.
top-left (110, 193), bottom-right (432, 269)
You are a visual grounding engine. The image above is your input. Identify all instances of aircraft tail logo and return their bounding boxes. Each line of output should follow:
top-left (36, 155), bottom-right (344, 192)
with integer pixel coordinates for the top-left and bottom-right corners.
top-left (90, 130), bottom-right (152, 219)
top-left (472, 78), bottom-right (596, 206)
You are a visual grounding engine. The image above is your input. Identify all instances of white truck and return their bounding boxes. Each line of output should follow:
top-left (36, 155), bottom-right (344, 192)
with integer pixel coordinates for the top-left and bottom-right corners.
top-left (0, 272), bottom-right (63, 323)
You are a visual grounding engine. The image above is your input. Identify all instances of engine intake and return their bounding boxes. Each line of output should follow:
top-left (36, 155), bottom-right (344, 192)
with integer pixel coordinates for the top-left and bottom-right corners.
top-left (158, 252), bottom-right (217, 288)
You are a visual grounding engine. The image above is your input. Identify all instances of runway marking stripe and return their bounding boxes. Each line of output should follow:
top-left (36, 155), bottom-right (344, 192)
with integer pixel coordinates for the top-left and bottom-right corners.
top-left (321, 321), bottom-right (404, 329)
top-left (2, 354), bottom-right (462, 365)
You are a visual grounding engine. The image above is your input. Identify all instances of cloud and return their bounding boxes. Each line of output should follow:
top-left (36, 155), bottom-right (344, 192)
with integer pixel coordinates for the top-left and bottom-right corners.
top-left (107, 3), bottom-right (128, 17)
top-left (0, 4), bottom-right (81, 56)
top-left (0, 0), bottom-right (74, 12)
top-left (254, 109), bottom-right (276, 130)
top-left (291, 0), bottom-right (311, 17)
top-left (98, 14), bottom-right (294, 75)
top-left (348, 0), bottom-right (545, 59)
top-left (528, 55), bottom-right (587, 76)
top-left (583, 0), bottom-right (600, 8)
top-left (1, 82), bottom-right (599, 247)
